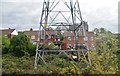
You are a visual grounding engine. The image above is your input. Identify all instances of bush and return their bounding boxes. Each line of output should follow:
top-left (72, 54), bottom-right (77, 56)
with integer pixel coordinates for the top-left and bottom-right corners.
top-left (9, 33), bottom-right (33, 57)
top-left (38, 43), bottom-right (59, 50)
top-left (1, 36), bottom-right (10, 54)
top-left (27, 44), bottom-right (36, 56)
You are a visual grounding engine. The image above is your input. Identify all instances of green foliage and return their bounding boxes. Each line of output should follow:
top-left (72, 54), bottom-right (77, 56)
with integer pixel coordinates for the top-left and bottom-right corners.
top-left (9, 33), bottom-right (32, 57)
top-left (1, 36), bottom-right (10, 54)
top-left (87, 50), bottom-right (118, 74)
top-left (117, 33), bottom-right (120, 48)
top-left (60, 35), bottom-right (64, 41)
top-left (2, 54), bottom-right (34, 74)
top-left (39, 43), bottom-right (59, 50)
top-left (48, 42), bottom-right (59, 49)
top-left (91, 28), bottom-right (119, 74)
top-left (26, 44), bottom-right (36, 56)
top-left (2, 28), bottom-right (120, 75)
top-left (2, 36), bottom-right (10, 47)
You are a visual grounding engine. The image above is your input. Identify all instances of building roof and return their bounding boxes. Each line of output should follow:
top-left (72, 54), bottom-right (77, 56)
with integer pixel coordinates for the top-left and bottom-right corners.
top-left (24, 30), bottom-right (39, 36)
top-left (0, 28), bottom-right (15, 35)
top-left (24, 28), bottom-right (94, 37)
top-left (24, 28), bottom-right (56, 36)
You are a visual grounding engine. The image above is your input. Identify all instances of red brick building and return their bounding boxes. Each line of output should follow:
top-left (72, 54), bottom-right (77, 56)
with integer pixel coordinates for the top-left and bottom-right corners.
top-left (63, 31), bottom-right (95, 50)
top-left (24, 28), bottom-right (57, 45)
top-left (24, 28), bottom-right (95, 50)
top-left (24, 28), bottom-right (39, 44)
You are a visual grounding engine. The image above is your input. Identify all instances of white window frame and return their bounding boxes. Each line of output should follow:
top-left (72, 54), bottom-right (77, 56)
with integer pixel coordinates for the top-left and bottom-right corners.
top-left (92, 43), bottom-right (94, 47)
top-left (84, 37), bottom-right (88, 41)
top-left (51, 35), bottom-right (54, 39)
top-left (68, 36), bottom-right (71, 40)
top-left (31, 35), bottom-right (35, 39)
top-left (58, 39), bottom-right (60, 41)
top-left (74, 44), bottom-right (76, 48)
top-left (33, 42), bottom-right (37, 45)
top-left (74, 36), bottom-right (78, 40)
top-left (78, 44), bottom-right (80, 46)
top-left (91, 37), bottom-right (94, 41)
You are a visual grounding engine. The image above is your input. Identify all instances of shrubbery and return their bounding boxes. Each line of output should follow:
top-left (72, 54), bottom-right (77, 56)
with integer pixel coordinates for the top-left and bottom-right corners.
top-left (1, 33), bottom-right (36, 57)
top-left (38, 43), bottom-right (59, 50)
top-left (9, 33), bottom-right (34, 57)
top-left (1, 36), bottom-right (10, 54)
top-left (2, 28), bottom-right (120, 75)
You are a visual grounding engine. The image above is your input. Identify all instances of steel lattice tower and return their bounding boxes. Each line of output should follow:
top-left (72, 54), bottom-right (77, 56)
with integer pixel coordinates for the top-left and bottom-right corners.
top-left (34, 0), bottom-right (91, 68)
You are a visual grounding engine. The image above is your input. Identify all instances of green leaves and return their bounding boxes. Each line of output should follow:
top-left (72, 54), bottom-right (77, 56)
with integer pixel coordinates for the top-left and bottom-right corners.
top-left (2, 28), bottom-right (120, 74)
top-left (9, 33), bottom-right (33, 57)
top-left (2, 36), bottom-right (10, 47)
top-left (1, 36), bottom-right (10, 54)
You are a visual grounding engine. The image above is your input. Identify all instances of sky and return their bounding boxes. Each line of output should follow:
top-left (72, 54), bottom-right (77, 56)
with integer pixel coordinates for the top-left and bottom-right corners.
top-left (0, 0), bottom-right (119, 33)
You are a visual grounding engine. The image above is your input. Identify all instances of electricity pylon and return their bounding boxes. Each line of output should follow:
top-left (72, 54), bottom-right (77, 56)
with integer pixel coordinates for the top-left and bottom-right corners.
top-left (34, 0), bottom-right (91, 69)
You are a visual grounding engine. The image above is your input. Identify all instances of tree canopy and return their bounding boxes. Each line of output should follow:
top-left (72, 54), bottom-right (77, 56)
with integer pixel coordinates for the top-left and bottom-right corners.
top-left (9, 33), bottom-right (33, 57)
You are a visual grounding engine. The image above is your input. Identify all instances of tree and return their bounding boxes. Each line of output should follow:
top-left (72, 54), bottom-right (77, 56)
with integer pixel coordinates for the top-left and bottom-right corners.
top-left (1, 36), bottom-right (10, 54)
top-left (94, 28), bottom-right (99, 33)
top-left (9, 33), bottom-right (32, 57)
top-left (2, 36), bottom-right (10, 46)
top-left (117, 33), bottom-right (120, 48)
top-left (87, 28), bottom-right (119, 74)
top-left (100, 28), bottom-right (106, 33)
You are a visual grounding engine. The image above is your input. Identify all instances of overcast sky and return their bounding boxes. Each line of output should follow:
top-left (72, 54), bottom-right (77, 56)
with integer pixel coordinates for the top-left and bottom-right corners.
top-left (0, 0), bottom-right (119, 33)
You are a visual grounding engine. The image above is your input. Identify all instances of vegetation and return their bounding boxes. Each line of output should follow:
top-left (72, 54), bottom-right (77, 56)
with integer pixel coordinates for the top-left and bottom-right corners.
top-left (1, 36), bottom-right (10, 54)
top-left (38, 42), bottom-right (59, 50)
top-left (2, 28), bottom-right (120, 75)
top-left (8, 33), bottom-right (35, 57)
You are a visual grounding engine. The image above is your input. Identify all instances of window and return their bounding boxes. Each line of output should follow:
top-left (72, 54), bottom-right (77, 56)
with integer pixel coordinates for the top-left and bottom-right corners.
top-left (91, 33), bottom-right (94, 37)
top-left (84, 37), bottom-right (88, 41)
top-left (74, 44), bottom-right (76, 48)
top-left (58, 39), bottom-right (60, 41)
top-left (74, 36), bottom-right (78, 40)
top-left (33, 42), bottom-right (37, 45)
top-left (68, 37), bottom-right (71, 40)
top-left (31, 35), bottom-right (35, 39)
top-left (45, 35), bottom-right (48, 39)
top-left (51, 35), bottom-right (54, 39)
top-left (78, 44), bottom-right (80, 46)
top-left (91, 43), bottom-right (94, 48)
top-left (91, 37), bottom-right (94, 41)
top-left (83, 43), bottom-right (85, 46)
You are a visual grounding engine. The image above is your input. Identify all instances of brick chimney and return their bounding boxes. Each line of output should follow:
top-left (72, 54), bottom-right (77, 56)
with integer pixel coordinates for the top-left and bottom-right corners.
top-left (8, 28), bottom-right (11, 30)
top-left (30, 28), bottom-right (33, 31)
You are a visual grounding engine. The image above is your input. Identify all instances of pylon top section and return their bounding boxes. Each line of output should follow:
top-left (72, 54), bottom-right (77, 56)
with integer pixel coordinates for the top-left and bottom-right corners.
top-left (40, 0), bottom-right (84, 31)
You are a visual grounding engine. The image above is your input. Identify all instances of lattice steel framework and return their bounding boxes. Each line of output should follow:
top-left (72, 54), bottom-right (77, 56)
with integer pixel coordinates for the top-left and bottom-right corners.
top-left (34, 0), bottom-right (91, 68)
